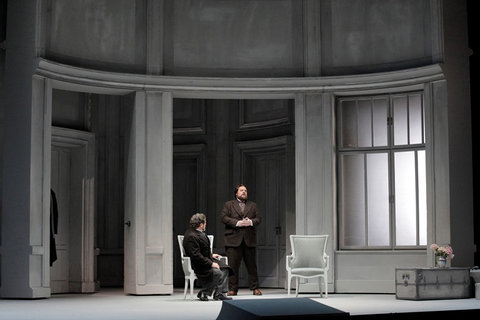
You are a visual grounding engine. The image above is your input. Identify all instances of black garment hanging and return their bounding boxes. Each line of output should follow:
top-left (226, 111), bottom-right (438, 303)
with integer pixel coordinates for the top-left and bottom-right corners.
top-left (50, 189), bottom-right (59, 266)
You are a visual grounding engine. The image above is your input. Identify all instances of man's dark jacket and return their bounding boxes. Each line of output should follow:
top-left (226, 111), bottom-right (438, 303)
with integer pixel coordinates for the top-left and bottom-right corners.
top-left (183, 228), bottom-right (233, 283)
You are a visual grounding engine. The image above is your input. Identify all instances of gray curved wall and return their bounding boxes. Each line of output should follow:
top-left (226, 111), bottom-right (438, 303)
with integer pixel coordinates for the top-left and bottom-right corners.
top-left (42, 0), bottom-right (442, 77)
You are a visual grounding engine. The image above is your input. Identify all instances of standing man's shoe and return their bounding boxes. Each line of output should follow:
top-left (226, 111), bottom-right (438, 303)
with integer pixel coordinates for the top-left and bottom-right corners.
top-left (214, 292), bottom-right (232, 300)
top-left (227, 291), bottom-right (237, 296)
top-left (197, 291), bottom-right (209, 301)
top-left (253, 289), bottom-right (262, 295)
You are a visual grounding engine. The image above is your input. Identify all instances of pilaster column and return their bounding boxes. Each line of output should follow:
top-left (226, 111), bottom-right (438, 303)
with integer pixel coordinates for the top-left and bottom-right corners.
top-left (294, 93), bottom-right (335, 236)
top-left (1, 1), bottom-right (51, 298)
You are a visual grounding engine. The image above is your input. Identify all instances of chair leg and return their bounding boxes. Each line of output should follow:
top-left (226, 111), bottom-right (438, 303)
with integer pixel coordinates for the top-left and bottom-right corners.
top-left (318, 277), bottom-right (323, 298)
top-left (318, 275), bottom-right (328, 298)
top-left (324, 275), bottom-right (328, 298)
top-left (189, 278), bottom-right (195, 301)
top-left (287, 276), bottom-right (291, 297)
top-left (295, 278), bottom-right (300, 297)
top-left (183, 279), bottom-right (188, 300)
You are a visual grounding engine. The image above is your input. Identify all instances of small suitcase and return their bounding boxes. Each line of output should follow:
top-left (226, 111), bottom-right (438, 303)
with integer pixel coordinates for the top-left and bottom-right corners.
top-left (395, 267), bottom-right (470, 300)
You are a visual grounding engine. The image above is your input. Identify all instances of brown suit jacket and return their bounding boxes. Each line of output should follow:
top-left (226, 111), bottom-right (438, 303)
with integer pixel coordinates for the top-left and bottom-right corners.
top-left (221, 199), bottom-right (261, 247)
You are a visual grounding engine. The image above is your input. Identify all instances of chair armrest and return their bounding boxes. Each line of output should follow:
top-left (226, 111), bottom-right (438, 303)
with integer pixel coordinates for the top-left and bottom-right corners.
top-left (324, 255), bottom-right (330, 271)
top-left (286, 254), bottom-right (293, 270)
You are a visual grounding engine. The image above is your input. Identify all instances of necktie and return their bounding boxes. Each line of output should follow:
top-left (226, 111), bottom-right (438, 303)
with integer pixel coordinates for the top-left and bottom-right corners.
top-left (239, 201), bottom-right (245, 214)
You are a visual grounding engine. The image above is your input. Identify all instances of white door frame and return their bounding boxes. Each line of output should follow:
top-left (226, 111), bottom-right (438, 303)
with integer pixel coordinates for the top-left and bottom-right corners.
top-left (51, 127), bottom-right (96, 293)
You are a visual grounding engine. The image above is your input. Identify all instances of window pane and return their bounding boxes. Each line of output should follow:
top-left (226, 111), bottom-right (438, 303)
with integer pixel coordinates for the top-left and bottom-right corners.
top-left (409, 94), bottom-right (423, 144)
top-left (394, 151), bottom-right (417, 246)
top-left (341, 154), bottom-right (366, 246)
top-left (340, 100), bottom-right (357, 148)
top-left (367, 153), bottom-right (390, 246)
top-left (393, 96), bottom-right (408, 145)
top-left (418, 150), bottom-right (427, 245)
top-left (373, 98), bottom-right (388, 147)
top-left (358, 99), bottom-right (372, 147)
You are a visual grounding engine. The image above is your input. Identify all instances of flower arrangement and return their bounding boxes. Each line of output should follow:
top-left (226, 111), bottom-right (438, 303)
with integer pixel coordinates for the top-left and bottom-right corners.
top-left (430, 244), bottom-right (454, 260)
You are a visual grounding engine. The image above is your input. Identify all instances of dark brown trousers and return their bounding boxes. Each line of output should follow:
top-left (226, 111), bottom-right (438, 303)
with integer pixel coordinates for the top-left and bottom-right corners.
top-left (226, 240), bottom-right (259, 292)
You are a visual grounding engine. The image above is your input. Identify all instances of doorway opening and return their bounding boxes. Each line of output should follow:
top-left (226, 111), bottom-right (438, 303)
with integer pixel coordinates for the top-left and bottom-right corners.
top-left (172, 98), bottom-right (295, 290)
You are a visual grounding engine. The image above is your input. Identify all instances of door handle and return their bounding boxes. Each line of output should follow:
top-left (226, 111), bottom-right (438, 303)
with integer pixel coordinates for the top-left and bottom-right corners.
top-left (275, 226), bottom-right (281, 235)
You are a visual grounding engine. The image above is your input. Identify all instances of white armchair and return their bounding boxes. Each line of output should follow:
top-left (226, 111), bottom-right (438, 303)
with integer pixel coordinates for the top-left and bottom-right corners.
top-left (286, 235), bottom-right (329, 298)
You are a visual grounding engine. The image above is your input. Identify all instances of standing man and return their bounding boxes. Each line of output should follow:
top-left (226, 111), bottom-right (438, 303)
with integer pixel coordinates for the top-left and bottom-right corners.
top-left (183, 213), bottom-right (233, 301)
top-left (221, 184), bottom-right (262, 296)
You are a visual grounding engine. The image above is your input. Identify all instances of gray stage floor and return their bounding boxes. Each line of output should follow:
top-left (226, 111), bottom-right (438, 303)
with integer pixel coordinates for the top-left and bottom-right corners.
top-left (1, 288), bottom-right (479, 319)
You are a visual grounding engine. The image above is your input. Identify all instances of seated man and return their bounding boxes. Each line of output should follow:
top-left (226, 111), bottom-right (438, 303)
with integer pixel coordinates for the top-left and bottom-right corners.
top-left (183, 213), bottom-right (234, 301)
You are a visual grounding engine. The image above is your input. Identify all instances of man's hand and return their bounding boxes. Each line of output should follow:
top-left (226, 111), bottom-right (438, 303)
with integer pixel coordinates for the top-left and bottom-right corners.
top-left (236, 217), bottom-right (253, 227)
top-left (212, 262), bottom-right (220, 269)
top-left (236, 220), bottom-right (247, 227)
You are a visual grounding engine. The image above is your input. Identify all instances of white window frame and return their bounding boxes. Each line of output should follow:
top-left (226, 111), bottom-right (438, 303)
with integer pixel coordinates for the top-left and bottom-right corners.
top-left (337, 92), bottom-right (427, 250)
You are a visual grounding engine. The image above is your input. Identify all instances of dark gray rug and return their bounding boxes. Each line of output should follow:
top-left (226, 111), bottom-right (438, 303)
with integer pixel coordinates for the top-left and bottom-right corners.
top-left (216, 298), bottom-right (349, 319)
